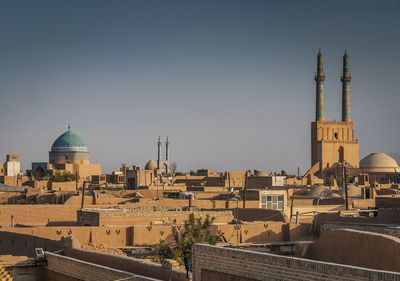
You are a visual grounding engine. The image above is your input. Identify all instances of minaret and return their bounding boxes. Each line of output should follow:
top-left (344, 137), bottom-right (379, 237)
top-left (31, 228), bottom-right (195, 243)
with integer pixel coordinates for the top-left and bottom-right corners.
top-left (165, 136), bottom-right (170, 161)
top-left (341, 50), bottom-right (351, 122)
top-left (315, 49), bottom-right (326, 121)
top-left (157, 136), bottom-right (162, 168)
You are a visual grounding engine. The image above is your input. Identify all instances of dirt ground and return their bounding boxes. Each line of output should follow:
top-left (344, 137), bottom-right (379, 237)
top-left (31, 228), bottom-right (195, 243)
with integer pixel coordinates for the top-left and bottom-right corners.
top-left (0, 255), bottom-right (31, 266)
top-left (80, 243), bottom-right (127, 256)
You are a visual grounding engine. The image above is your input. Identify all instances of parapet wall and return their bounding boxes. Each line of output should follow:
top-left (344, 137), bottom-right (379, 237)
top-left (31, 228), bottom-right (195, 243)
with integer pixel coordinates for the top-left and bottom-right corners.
top-left (320, 221), bottom-right (389, 235)
top-left (305, 229), bottom-right (400, 272)
top-left (0, 231), bottom-right (64, 257)
top-left (192, 243), bottom-right (400, 281)
top-left (78, 207), bottom-right (234, 226)
top-left (0, 221), bottom-right (298, 249)
top-left (45, 251), bottom-right (142, 281)
top-left (64, 247), bottom-right (188, 281)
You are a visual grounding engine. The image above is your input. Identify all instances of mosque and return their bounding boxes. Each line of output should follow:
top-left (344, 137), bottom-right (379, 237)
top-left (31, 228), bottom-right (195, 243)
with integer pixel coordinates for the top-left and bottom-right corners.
top-left (30, 126), bottom-right (101, 188)
top-left (308, 50), bottom-right (399, 184)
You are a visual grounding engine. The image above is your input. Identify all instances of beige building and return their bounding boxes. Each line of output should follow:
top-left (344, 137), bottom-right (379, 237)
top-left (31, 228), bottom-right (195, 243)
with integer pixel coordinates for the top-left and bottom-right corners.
top-left (0, 154), bottom-right (21, 178)
top-left (360, 153), bottom-right (400, 184)
top-left (31, 127), bottom-right (101, 189)
top-left (311, 50), bottom-right (359, 177)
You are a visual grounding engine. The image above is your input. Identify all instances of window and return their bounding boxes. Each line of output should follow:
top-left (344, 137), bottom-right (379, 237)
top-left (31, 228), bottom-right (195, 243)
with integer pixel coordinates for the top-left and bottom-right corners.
top-left (334, 132), bottom-right (338, 139)
top-left (261, 195), bottom-right (284, 211)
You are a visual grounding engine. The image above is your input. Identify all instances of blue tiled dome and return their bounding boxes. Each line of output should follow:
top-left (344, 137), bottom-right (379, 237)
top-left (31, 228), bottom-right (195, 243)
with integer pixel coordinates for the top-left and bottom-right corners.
top-left (51, 130), bottom-right (88, 152)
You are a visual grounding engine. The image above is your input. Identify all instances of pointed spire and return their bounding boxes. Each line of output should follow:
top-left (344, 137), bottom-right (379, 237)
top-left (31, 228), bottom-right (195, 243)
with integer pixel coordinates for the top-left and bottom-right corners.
top-left (342, 50), bottom-right (350, 74)
top-left (165, 136), bottom-right (170, 161)
top-left (68, 124), bottom-right (71, 131)
top-left (341, 50), bottom-right (351, 121)
top-left (315, 50), bottom-right (325, 121)
top-left (157, 136), bottom-right (162, 163)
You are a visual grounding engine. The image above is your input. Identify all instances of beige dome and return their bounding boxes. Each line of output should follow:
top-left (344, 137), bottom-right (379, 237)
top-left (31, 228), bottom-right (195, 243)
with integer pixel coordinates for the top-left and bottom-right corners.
top-left (254, 170), bottom-right (268, 177)
top-left (145, 160), bottom-right (157, 170)
top-left (360, 153), bottom-right (399, 173)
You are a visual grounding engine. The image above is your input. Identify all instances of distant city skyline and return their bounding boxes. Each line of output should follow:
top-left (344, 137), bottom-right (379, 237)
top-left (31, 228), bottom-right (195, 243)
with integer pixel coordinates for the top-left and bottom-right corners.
top-left (0, 0), bottom-right (399, 173)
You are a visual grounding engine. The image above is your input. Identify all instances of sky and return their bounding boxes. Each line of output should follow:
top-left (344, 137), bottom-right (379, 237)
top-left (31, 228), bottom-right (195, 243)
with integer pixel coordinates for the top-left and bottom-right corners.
top-left (0, 0), bottom-right (399, 174)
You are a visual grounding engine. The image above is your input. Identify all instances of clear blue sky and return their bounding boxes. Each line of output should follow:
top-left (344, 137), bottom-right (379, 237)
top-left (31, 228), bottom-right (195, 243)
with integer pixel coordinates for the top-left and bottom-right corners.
top-left (0, 0), bottom-right (399, 174)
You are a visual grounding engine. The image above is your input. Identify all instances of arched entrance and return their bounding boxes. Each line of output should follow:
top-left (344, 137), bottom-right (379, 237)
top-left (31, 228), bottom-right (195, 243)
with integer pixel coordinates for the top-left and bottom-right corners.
top-left (33, 166), bottom-right (45, 180)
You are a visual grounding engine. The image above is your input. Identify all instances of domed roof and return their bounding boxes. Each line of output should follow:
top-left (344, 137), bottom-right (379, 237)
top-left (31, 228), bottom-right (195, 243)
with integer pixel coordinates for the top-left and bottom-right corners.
top-left (254, 170), bottom-right (268, 177)
top-left (360, 153), bottom-right (399, 173)
top-left (145, 160), bottom-right (157, 170)
top-left (51, 130), bottom-right (88, 152)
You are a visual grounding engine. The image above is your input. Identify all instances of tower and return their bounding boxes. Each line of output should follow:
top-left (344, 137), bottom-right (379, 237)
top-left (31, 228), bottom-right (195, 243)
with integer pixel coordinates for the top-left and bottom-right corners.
top-left (157, 136), bottom-right (162, 167)
top-left (315, 49), bottom-right (326, 121)
top-left (166, 136), bottom-right (170, 161)
top-left (341, 50), bottom-right (351, 122)
top-left (311, 50), bottom-right (359, 176)
top-left (156, 136), bottom-right (170, 174)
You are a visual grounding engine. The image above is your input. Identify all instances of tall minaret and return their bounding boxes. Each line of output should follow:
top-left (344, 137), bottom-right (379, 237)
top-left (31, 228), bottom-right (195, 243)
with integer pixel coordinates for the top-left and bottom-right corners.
top-left (315, 49), bottom-right (326, 121)
top-left (157, 136), bottom-right (162, 168)
top-left (341, 50), bottom-right (351, 122)
top-left (165, 136), bottom-right (170, 161)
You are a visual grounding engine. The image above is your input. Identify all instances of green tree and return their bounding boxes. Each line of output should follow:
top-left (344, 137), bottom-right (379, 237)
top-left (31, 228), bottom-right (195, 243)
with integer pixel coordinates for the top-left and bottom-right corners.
top-left (156, 240), bottom-right (174, 262)
top-left (50, 171), bottom-right (76, 182)
top-left (156, 213), bottom-right (223, 264)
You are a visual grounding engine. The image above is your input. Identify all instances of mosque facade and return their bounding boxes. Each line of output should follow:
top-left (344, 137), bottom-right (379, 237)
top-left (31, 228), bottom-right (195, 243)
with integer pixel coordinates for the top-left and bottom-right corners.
top-left (31, 127), bottom-right (101, 188)
top-left (311, 51), bottom-right (359, 176)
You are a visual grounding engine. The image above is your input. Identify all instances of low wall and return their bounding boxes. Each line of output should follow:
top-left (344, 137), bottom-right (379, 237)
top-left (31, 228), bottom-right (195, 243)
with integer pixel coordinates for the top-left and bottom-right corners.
top-left (0, 231), bottom-right (64, 257)
top-left (386, 227), bottom-right (400, 238)
top-left (320, 221), bottom-right (391, 235)
top-left (192, 243), bottom-right (400, 281)
top-left (0, 220), bottom-right (300, 249)
top-left (0, 226), bottom-right (131, 247)
top-left (305, 229), bottom-right (400, 273)
top-left (0, 205), bottom-right (79, 227)
top-left (64, 247), bottom-right (188, 281)
top-left (78, 207), bottom-right (234, 226)
top-left (236, 208), bottom-right (287, 222)
top-left (45, 251), bottom-right (142, 281)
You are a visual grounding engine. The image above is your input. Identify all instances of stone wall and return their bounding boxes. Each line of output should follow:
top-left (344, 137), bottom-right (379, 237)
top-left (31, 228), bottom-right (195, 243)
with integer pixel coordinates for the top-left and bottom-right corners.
top-left (77, 207), bottom-right (234, 226)
top-left (313, 210), bottom-right (400, 235)
top-left (0, 221), bottom-right (300, 248)
top-left (385, 227), bottom-right (400, 238)
top-left (0, 231), bottom-right (64, 257)
top-left (305, 229), bottom-right (400, 272)
top-left (320, 221), bottom-right (389, 235)
top-left (236, 208), bottom-right (287, 222)
top-left (192, 243), bottom-right (400, 281)
top-left (0, 205), bottom-right (80, 227)
top-left (64, 247), bottom-right (188, 281)
top-left (45, 252), bottom-right (142, 281)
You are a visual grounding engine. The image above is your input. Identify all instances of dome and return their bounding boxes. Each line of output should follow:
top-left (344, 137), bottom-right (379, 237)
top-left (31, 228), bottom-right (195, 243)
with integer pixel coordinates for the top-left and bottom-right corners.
top-left (254, 170), bottom-right (268, 177)
top-left (360, 153), bottom-right (399, 173)
top-left (51, 130), bottom-right (88, 152)
top-left (145, 160), bottom-right (157, 170)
